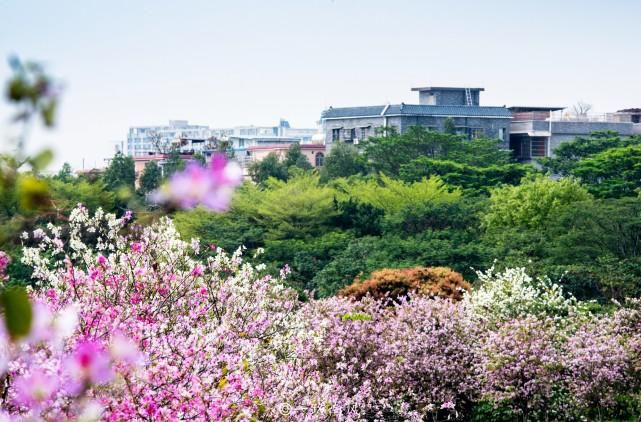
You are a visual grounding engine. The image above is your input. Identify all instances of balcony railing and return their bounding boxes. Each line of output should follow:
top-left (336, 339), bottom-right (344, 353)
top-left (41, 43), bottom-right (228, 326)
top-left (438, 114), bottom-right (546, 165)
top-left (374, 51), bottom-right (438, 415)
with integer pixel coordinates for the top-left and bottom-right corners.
top-left (512, 111), bottom-right (633, 123)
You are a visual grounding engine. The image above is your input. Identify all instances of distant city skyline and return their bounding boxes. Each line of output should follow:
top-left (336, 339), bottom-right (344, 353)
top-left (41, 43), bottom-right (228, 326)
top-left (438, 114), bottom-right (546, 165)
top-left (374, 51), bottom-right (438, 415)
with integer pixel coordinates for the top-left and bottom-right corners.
top-left (1, 0), bottom-right (640, 170)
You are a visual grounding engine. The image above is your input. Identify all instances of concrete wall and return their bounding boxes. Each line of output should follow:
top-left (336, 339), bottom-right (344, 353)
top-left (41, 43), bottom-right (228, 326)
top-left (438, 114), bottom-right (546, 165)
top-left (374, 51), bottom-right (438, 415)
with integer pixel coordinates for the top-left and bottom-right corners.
top-left (322, 116), bottom-right (393, 145)
top-left (418, 90), bottom-right (480, 106)
top-left (551, 121), bottom-right (634, 136)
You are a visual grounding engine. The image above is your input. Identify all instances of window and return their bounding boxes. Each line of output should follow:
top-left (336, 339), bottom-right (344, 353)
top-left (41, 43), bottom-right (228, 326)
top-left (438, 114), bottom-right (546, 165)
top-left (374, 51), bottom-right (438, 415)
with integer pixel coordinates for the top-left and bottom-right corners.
top-left (531, 138), bottom-right (547, 157)
top-left (238, 139), bottom-right (245, 148)
top-left (315, 152), bottom-right (325, 167)
top-left (498, 128), bottom-right (505, 140)
top-left (343, 128), bottom-right (355, 142)
top-left (332, 128), bottom-right (340, 142)
top-left (471, 128), bottom-right (484, 139)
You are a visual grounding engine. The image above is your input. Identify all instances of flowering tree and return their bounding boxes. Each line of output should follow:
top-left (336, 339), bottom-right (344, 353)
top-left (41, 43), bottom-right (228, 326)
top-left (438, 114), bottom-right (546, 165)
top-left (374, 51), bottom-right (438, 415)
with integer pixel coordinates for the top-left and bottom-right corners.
top-left (17, 206), bottom-right (334, 420)
top-left (477, 316), bottom-right (567, 421)
top-left (465, 266), bottom-right (582, 326)
top-left (299, 295), bottom-right (479, 420)
top-left (566, 317), bottom-right (628, 420)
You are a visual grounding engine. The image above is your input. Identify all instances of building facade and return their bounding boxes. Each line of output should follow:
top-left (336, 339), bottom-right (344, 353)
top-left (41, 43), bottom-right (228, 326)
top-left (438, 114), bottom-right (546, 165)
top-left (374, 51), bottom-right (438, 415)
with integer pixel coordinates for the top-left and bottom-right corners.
top-left (321, 87), bottom-right (512, 148)
top-left (509, 107), bottom-right (641, 160)
top-left (127, 120), bottom-right (212, 157)
top-left (321, 86), bottom-right (641, 161)
top-left (244, 143), bottom-right (326, 173)
top-left (227, 119), bottom-right (318, 170)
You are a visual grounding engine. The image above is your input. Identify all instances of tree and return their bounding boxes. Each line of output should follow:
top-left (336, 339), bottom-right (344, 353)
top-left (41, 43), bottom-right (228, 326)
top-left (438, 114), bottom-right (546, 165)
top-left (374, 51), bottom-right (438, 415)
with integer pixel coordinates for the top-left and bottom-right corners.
top-left (571, 145), bottom-right (641, 198)
top-left (54, 162), bottom-right (73, 181)
top-left (149, 130), bottom-right (170, 154)
top-left (284, 143), bottom-right (313, 171)
top-left (334, 174), bottom-right (461, 216)
top-left (250, 173), bottom-right (339, 239)
top-left (362, 126), bottom-right (513, 176)
top-left (319, 143), bottom-right (367, 182)
top-left (443, 117), bottom-right (456, 134)
top-left (399, 158), bottom-right (534, 193)
top-left (248, 153), bottom-right (288, 185)
top-left (163, 146), bottom-right (186, 178)
top-left (49, 178), bottom-right (117, 213)
top-left (208, 136), bottom-right (235, 159)
top-left (483, 174), bottom-right (592, 232)
top-left (138, 160), bottom-right (162, 195)
top-left (571, 101), bottom-right (593, 120)
top-left (103, 152), bottom-right (135, 192)
top-left (339, 267), bottom-right (470, 302)
top-left (539, 132), bottom-right (641, 175)
top-left (191, 152), bottom-right (207, 165)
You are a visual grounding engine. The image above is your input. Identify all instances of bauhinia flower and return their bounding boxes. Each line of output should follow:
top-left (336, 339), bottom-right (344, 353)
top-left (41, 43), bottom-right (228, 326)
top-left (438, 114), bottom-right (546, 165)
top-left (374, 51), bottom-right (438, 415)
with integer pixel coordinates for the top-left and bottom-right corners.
top-left (66, 340), bottom-right (114, 388)
top-left (151, 154), bottom-right (242, 211)
top-left (13, 369), bottom-right (58, 407)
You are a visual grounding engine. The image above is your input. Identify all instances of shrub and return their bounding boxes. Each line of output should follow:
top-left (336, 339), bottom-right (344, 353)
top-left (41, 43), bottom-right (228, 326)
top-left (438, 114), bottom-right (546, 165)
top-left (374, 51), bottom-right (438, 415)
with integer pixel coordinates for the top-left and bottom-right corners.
top-left (339, 266), bottom-right (471, 302)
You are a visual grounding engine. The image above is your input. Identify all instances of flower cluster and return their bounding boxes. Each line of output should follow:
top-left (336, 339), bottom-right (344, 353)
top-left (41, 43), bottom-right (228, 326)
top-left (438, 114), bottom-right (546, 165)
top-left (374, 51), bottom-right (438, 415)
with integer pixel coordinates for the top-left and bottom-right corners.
top-left (0, 251), bottom-right (10, 281)
top-left (0, 296), bottom-right (139, 420)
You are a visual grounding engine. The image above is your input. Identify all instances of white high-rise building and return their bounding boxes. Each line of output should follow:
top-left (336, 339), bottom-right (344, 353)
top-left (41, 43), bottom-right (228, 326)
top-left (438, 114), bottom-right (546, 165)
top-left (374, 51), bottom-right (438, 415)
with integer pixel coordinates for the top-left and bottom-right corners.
top-left (126, 120), bottom-right (212, 156)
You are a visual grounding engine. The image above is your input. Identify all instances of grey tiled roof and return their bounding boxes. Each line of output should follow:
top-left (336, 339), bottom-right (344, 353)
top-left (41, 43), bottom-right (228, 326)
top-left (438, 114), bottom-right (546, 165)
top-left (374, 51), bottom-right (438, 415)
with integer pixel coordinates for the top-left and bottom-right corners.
top-left (321, 105), bottom-right (387, 119)
top-left (322, 104), bottom-right (512, 119)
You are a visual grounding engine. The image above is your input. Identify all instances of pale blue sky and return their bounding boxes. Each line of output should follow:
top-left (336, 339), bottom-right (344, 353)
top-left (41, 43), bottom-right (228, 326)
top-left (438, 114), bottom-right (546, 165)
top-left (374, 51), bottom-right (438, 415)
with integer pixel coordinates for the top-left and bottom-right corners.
top-left (1, 0), bottom-right (640, 170)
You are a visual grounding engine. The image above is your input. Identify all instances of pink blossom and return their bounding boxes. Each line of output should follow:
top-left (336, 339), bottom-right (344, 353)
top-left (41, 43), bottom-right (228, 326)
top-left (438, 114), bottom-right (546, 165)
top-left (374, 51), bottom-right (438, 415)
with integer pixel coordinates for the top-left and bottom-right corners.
top-left (130, 242), bottom-right (143, 253)
top-left (110, 333), bottom-right (142, 366)
top-left (190, 265), bottom-right (204, 277)
top-left (0, 251), bottom-right (10, 281)
top-left (66, 340), bottom-right (113, 387)
top-left (13, 369), bottom-right (58, 407)
top-left (151, 154), bottom-right (242, 211)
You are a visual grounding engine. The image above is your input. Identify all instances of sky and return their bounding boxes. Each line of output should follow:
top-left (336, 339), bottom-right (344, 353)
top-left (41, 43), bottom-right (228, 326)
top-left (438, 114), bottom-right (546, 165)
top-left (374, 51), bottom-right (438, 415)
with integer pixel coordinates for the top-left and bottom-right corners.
top-left (1, 0), bottom-right (640, 170)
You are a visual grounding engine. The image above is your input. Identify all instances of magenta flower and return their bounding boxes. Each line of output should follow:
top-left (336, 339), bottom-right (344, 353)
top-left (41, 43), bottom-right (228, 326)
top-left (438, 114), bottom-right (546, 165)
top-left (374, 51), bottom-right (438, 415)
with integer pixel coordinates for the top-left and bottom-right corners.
top-left (66, 340), bottom-right (113, 388)
top-left (151, 154), bottom-right (242, 211)
top-left (13, 369), bottom-right (58, 407)
top-left (0, 251), bottom-right (10, 281)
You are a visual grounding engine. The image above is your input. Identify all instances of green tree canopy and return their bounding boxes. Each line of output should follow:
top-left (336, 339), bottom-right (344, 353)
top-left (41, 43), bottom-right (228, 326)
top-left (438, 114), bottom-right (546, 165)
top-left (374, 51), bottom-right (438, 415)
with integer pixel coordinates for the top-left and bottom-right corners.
top-left (102, 152), bottom-right (135, 192)
top-left (248, 153), bottom-right (288, 185)
top-left (163, 146), bottom-right (186, 178)
top-left (284, 143), bottom-right (313, 171)
top-left (483, 174), bottom-right (592, 233)
top-left (539, 131), bottom-right (641, 175)
top-left (319, 143), bottom-right (368, 182)
top-left (571, 145), bottom-right (641, 198)
top-left (138, 160), bottom-right (162, 195)
top-left (334, 174), bottom-right (460, 216)
top-left (54, 162), bottom-right (73, 182)
top-left (362, 126), bottom-right (513, 176)
top-left (399, 158), bottom-right (534, 193)
top-left (239, 173), bottom-right (339, 240)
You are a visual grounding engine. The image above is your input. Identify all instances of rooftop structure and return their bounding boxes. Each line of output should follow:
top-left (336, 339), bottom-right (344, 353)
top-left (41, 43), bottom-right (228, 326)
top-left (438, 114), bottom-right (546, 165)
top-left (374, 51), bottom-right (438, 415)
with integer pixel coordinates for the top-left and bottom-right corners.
top-left (411, 86), bottom-right (484, 106)
top-left (508, 106), bottom-right (641, 160)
